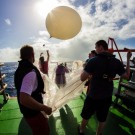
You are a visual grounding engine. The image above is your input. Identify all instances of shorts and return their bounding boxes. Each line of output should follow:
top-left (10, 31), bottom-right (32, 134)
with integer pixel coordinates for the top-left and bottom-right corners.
top-left (81, 96), bottom-right (112, 122)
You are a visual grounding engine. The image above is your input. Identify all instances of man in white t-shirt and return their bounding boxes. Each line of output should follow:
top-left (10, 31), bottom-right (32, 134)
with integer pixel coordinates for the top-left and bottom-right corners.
top-left (14, 45), bottom-right (52, 135)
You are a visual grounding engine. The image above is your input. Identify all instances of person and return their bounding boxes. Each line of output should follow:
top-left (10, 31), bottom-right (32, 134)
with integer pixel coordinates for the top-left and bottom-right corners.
top-left (14, 45), bottom-right (52, 135)
top-left (78, 40), bottom-right (132, 135)
top-left (86, 50), bottom-right (97, 63)
top-left (84, 50), bottom-right (97, 94)
top-left (39, 50), bottom-right (50, 75)
top-left (55, 62), bottom-right (69, 88)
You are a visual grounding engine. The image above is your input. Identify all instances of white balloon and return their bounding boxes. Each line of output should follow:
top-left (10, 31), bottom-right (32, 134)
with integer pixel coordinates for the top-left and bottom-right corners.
top-left (46, 6), bottom-right (82, 40)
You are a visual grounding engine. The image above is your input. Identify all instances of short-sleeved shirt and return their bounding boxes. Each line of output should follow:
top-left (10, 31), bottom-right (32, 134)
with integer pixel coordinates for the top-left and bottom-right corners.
top-left (20, 71), bottom-right (38, 95)
top-left (84, 53), bottom-right (125, 99)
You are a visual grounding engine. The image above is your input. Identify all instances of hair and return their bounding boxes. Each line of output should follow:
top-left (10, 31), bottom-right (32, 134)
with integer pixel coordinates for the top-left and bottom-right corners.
top-left (95, 40), bottom-right (108, 50)
top-left (91, 50), bottom-right (97, 55)
top-left (20, 45), bottom-right (34, 60)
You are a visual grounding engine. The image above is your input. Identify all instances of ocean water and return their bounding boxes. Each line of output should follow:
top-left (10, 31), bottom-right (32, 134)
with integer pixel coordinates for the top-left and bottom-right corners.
top-left (0, 62), bottom-right (18, 97)
top-left (0, 61), bottom-right (82, 97)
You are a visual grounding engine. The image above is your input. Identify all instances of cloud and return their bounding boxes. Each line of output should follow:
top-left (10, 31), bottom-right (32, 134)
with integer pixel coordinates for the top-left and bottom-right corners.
top-left (78, 0), bottom-right (135, 40)
top-left (49, 0), bottom-right (135, 61)
top-left (38, 31), bottom-right (48, 36)
top-left (1, 0), bottom-right (135, 62)
top-left (4, 18), bottom-right (12, 26)
top-left (0, 48), bottom-right (19, 62)
top-left (119, 19), bottom-right (135, 39)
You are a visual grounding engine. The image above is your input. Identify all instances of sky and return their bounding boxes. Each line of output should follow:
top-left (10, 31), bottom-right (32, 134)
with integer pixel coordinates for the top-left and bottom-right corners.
top-left (0, 0), bottom-right (135, 62)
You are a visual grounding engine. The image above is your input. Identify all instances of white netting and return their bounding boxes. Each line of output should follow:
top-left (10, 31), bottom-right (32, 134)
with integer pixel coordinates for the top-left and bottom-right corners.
top-left (39, 60), bottom-right (85, 113)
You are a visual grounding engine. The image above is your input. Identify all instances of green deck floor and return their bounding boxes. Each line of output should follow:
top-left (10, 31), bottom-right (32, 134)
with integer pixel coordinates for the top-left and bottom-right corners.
top-left (0, 93), bottom-right (135, 135)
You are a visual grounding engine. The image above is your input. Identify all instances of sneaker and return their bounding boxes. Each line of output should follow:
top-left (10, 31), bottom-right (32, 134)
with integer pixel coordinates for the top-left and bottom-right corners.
top-left (77, 126), bottom-right (84, 135)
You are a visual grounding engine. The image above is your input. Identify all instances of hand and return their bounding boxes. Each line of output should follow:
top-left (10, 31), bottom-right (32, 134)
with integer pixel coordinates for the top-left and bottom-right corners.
top-left (44, 106), bottom-right (52, 115)
top-left (127, 51), bottom-right (132, 60)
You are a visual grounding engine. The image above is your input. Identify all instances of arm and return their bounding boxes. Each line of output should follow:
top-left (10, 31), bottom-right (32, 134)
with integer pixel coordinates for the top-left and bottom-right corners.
top-left (81, 71), bottom-right (91, 81)
top-left (81, 59), bottom-right (94, 81)
top-left (64, 63), bottom-right (70, 73)
top-left (20, 92), bottom-right (52, 115)
top-left (121, 51), bottom-right (132, 79)
top-left (20, 71), bottom-right (52, 115)
top-left (46, 50), bottom-right (50, 62)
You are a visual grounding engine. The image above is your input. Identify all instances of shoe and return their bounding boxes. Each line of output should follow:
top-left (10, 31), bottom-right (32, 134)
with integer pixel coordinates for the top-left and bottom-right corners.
top-left (77, 126), bottom-right (84, 135)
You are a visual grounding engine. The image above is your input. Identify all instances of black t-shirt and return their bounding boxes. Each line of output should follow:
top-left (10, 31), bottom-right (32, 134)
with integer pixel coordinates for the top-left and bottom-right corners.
top-left (84, 52), bottom-right (125, 99)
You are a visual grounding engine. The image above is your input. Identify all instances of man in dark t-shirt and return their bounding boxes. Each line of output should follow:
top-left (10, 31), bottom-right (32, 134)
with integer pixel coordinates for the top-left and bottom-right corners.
top-left (78, 40), bottom-right (132, 135)
top-left (85, 52), bottom-right (125, 99)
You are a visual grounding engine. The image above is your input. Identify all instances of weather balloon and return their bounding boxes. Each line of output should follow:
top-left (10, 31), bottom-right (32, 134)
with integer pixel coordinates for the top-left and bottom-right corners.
top-left (46, 6), bottom-right (82, 40)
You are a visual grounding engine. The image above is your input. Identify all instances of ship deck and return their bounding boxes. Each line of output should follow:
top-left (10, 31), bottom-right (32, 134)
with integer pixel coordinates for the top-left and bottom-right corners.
top-left (0, 85), bottom-right (135, 135)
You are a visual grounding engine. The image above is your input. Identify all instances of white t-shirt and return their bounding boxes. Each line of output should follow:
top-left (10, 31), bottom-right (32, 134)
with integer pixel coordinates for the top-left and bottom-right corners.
top-left (20, 71), bottom-right (38, 95)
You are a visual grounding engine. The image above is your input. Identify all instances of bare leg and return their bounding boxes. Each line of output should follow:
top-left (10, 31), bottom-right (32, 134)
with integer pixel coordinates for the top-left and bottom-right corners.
top-left (96, 121), bottom-right (106, 135)
top-left (79, 119), bottom-right (88, 133)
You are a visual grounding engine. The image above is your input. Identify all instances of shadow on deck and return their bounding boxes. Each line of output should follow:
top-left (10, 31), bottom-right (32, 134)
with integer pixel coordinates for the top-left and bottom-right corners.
top-left (0, 94), bottom-right (135, 135)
